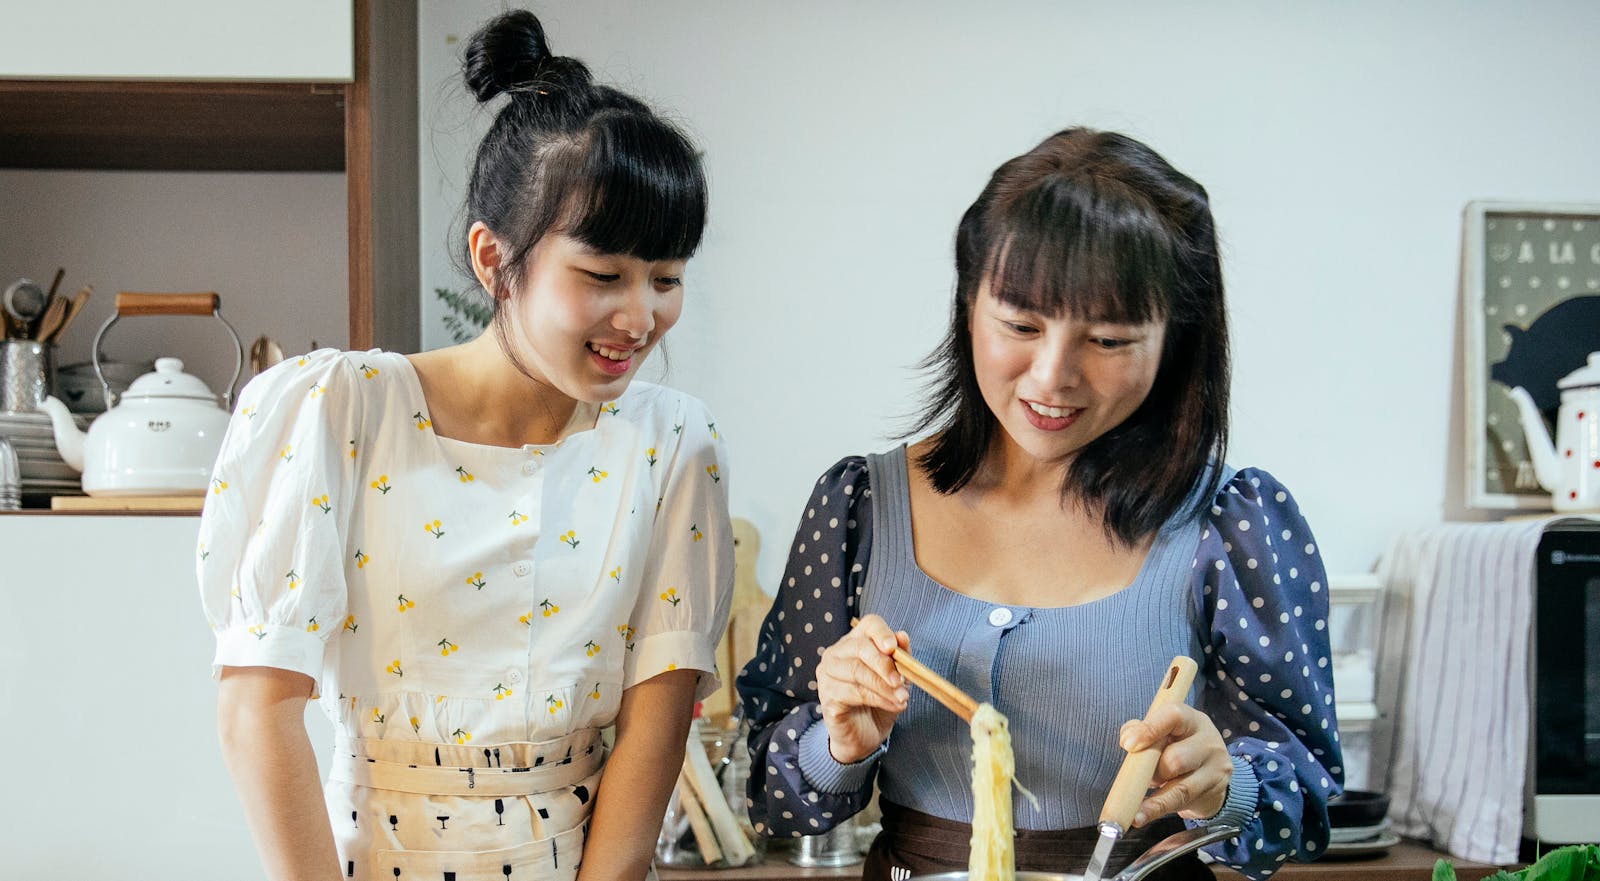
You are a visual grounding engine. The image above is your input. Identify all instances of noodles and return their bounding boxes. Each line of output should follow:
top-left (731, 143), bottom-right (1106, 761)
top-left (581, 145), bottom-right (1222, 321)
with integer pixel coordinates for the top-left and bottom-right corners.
top-left (968, 702), bottom-right (1037, 881)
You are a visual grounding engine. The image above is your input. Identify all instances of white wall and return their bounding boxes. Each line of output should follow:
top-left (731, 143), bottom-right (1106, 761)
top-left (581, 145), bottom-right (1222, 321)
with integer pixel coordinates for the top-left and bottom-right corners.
top-left (419, 1), bottom-right (1600, 588)
top-left (0, 515), bottom-right (333, 878)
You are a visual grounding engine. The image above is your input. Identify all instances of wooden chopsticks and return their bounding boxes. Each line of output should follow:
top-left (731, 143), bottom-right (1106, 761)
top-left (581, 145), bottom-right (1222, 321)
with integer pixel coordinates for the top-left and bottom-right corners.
top-left (893, 647), bottom-right (979, 722)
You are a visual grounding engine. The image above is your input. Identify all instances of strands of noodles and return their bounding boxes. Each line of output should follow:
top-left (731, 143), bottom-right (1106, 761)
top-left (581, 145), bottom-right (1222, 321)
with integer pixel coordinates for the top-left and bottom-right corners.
top-left (968, 703), bottom-right (1037, 881)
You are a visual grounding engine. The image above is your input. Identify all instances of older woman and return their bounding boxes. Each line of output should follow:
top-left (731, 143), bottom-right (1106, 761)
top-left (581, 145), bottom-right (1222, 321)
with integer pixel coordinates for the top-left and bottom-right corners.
top-left (739, 128), bottom-right (1341, 881)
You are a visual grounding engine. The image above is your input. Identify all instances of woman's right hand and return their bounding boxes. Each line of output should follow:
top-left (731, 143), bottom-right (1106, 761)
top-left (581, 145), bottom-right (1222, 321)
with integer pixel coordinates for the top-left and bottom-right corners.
top-left (815, 615), bottom-right (910, 764)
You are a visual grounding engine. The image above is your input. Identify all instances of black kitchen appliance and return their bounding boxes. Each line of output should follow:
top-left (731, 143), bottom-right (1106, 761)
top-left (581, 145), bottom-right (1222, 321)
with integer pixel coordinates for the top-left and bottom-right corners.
top-left (1526, 518), bottom-right (1600, 843)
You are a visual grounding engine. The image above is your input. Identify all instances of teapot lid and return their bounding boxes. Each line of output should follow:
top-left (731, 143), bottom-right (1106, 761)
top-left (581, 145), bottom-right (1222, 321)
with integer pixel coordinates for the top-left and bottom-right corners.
top-left (122, 357), bottom-right (219, 403)
top-left (1559, 352), bottom-right (1600, 390)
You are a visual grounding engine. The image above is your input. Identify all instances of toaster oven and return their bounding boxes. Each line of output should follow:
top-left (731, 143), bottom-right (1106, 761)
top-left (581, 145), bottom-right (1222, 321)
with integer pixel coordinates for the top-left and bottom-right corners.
top-left (1526, 518), bottom-right (1600, 843)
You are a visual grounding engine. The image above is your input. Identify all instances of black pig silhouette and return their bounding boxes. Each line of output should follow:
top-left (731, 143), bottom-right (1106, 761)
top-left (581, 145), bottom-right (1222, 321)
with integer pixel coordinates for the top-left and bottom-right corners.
top-left (1490, 295), bottom-right (1600, 413)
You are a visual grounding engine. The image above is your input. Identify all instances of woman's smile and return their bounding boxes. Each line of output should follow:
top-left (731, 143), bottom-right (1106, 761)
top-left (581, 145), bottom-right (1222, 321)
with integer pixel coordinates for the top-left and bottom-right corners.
top-left (1021, 399), bottom-right (1083, 431)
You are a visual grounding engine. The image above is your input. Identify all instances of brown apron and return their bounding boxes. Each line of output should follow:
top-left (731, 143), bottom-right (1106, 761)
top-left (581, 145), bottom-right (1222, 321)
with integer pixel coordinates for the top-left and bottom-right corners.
top-left (861, 799), bottom-right (1216, 881)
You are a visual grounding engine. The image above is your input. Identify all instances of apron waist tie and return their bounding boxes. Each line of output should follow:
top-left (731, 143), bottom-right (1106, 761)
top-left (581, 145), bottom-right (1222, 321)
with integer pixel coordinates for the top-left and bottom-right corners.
top-left (330, 737), bottom-right (605, 797)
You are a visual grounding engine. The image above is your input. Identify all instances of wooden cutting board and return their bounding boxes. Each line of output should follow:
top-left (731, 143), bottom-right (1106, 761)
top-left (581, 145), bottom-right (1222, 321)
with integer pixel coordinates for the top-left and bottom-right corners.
top-left (50, 495), bottom-right (204, 513)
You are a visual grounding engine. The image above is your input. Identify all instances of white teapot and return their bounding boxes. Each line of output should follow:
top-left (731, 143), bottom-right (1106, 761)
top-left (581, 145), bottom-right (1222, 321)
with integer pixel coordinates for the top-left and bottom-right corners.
top-left (38, 291), bottom-right (242, 497)
top-left (1509, 351), bottom-right (1600, 512)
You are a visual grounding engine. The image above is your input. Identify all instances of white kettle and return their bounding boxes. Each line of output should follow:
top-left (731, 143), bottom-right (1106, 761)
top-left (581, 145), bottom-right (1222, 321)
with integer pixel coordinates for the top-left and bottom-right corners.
top-left (40, 292), bottom-right (242, 497)
top-left (1509, 351), bottom-right (1600, 512)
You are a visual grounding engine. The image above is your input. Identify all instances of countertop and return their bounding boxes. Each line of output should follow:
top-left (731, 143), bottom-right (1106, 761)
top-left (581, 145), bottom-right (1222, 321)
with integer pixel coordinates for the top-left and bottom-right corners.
top-left (660, 837), bottom-right (1504, 881)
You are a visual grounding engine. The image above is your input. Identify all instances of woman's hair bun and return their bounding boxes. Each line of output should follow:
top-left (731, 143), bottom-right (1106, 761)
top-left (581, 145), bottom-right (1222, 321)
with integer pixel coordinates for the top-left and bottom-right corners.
top-left (462, 9), bottom-right (591, 103)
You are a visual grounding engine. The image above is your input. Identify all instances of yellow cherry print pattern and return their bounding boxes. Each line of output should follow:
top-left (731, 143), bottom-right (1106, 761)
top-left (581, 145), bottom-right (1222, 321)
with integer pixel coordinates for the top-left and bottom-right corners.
top-left (452, 728), bottom-right (472, 744)
top-left (413, 411), bottom-right (431, 430)
top-left (646, 447), bottom-right (658, 467)
top-left (584, 640), bottom-right (600, 658)
top-left (248, 625), bottom-right (267, 640)
top-left (308, 382), bottom-right (325, 400)
top-left (660, 587), bottom-right (681, 607)
top-left (371, 707), bottom-right (385, 724)
top-left (601, 402), bottom-right (619, 416)
top-left (705, 463), bottom-right (720, 483)
top-left (211, 477), bottom-right (228, 495)
top-left (343, 614), bottom-right (358, 634)
top-left (509, 510), bottom-right (528, 526)
top-left (466, 572), bottom-right (486, 590)
top-left (425, 519), bottom-right (444, 538)
top-left (455, 466), bottom-right (475, 483)
top-left (354, 549), bottom-right (369, 569)
top-left (587, 467), bottom-right (608, 483)
top-left (545, 695), bottom-right (564, 715)
top-left (279, 444), bottom-right (294, 463)
top-left (371, 475), bottom-right (393, 494)
top-left (518, 610), bottom-right (533, 626)
top-left (590, 684), bottom-right (601, 700)
top-left (285, 569), bottom-right (300, 590)
top-left (561, 530), bottom-right (579, 549)
top-left (690, 524), bottom-right (704, 542)
top-left (312, 494), bottom-right (331, 513)
top-left (360, 362), bottom-right (379, 379)
top-left (494, 683), bottom-right (513, 700)
top-left (609, 565), bottom-right (621, 582)
top-left (396, 594), bottom-right (414, 612)
top-left (437, 637), bottom-right (459, 656)
top-left (385, 659), bottom-right (403, 677)
top-left (305, 616), bottom-right (319, 632)
top-left (539, 598), bottom-right (559, 617)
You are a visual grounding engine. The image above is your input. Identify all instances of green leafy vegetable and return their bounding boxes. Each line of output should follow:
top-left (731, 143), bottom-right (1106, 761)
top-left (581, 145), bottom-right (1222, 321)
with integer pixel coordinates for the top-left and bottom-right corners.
top-left (1433, 845), bottom-right (1600, 881)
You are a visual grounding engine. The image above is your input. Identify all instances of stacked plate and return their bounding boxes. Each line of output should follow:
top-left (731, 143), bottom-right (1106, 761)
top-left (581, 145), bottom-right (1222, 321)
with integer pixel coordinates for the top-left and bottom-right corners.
top-left (1325, 789), bottom-right (1399, 858)
top-left (0, 409), bottom-right (91, 500)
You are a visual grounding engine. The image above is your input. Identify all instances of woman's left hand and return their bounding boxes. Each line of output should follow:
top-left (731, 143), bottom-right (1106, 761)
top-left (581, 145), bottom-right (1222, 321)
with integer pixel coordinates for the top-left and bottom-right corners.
top-left (1118, 704), bottom-right (1233, 826)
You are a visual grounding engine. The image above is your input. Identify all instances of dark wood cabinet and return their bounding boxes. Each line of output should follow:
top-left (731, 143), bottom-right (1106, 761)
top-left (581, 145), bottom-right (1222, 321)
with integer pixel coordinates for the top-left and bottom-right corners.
top-left (0, 0), bottom-right (419, 354)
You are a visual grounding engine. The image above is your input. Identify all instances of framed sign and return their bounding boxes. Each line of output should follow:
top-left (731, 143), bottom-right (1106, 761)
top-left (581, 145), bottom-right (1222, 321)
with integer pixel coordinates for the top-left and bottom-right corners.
top-left (1463, 201), bottom-right (1600, 509)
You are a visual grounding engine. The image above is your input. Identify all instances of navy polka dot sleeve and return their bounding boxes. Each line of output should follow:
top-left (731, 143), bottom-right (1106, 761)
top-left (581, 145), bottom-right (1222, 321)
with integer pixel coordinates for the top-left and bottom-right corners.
top-left (736, 457), bottom-right (874, 838)
top-left (1192, 468), bottom-right (1344, 878)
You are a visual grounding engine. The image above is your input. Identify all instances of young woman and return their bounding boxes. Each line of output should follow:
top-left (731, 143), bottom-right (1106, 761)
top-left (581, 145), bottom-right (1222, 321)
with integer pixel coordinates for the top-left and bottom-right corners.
top-left (198, 11), bottom-right (731, 880)
top-left (739, 128), bottom-right (1342, 881)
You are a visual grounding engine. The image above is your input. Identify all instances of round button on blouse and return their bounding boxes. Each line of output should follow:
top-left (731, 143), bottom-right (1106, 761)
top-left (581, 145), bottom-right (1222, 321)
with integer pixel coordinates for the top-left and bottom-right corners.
top-left (508, 669), bottom-right (524, 684)
top-left (988, 607), bottom-right (1014, 627)
top-left (512, 560), bottom-right (532, 577)
top-left (521, 461), bottom-right (538, 476)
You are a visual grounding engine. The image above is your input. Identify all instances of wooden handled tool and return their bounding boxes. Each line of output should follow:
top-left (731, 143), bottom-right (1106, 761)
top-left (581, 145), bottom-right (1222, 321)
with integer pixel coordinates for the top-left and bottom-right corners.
top-left (1081, 655), bottom-right (1200, 881)
top-left (892, 646), bottom-right (978, 722)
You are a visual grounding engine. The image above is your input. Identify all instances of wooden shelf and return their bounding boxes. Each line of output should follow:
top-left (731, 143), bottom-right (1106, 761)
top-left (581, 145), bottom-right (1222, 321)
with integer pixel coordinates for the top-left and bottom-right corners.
top-left (0, 80), bottom-right (347, 172)
top-left (660, 838), bottom-right (1505, 881)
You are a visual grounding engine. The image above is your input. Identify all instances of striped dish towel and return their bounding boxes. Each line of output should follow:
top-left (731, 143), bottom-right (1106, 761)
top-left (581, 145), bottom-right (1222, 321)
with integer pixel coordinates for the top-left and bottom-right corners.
top-left (1375, 519), bottom-right (1550, 865)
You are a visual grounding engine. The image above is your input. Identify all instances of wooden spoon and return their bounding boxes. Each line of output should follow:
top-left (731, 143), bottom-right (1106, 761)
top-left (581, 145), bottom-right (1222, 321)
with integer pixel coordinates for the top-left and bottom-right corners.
top-left (43, 286), bottom-right (92, 343)
top-left (31, 297), bottom-right (67, 343)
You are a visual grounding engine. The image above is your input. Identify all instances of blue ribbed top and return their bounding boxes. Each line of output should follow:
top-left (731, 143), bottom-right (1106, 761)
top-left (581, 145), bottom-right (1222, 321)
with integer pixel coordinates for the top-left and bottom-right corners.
top-left (858, 446), bottom-right (1204, 828)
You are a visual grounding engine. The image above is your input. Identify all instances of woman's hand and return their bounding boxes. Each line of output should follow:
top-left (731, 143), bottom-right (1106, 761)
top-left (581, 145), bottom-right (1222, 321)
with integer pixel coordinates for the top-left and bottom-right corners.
top-left (1119, 704), bottom-right (1234, 826)
top-left (815, 615), bottom-right (910, 764)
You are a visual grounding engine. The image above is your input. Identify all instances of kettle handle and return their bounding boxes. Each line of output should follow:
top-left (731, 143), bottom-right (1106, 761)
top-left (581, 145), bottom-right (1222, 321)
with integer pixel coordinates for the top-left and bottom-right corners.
top-left (90, 292), bottom-right (245, 410)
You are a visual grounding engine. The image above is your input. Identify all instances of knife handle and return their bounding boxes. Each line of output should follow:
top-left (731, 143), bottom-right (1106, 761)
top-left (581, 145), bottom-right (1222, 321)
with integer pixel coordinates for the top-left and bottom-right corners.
top-left (1096, 655), bottom-right (1200, 832)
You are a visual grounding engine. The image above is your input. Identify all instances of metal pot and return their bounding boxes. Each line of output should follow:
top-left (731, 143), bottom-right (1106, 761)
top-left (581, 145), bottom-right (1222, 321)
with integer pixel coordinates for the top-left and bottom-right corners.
top-left (909, 823), bottom-right (1240, 881)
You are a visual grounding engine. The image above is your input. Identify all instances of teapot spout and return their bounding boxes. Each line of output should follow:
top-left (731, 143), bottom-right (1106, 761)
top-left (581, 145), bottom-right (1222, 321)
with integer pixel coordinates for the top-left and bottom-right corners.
top-left (1507, 386), bottom-right (1558, 491)
top-left (39, 396), bottom-right (86, 473)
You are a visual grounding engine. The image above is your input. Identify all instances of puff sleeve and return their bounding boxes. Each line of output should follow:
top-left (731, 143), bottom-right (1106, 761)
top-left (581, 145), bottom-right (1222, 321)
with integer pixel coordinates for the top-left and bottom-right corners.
top-left (622, 397), bottom-right (734, 701)
top-left (737, 457), bottom-right (875, 838)
top-left (196, 350), bottom-right (365, 696)
top-left (1191, 468), bottom-right (1344, 879)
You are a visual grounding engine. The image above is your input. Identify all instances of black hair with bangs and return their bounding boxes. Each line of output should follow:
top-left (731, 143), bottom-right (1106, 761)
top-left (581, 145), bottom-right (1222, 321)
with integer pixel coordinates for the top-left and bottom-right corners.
top-left (912, 128), bottom-right (1230, 546)
top-left (458, 10), bottom-right (707, 355)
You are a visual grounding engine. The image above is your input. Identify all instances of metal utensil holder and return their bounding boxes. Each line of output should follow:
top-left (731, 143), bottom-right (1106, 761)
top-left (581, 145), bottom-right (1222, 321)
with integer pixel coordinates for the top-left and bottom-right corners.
top-left (89, 292), bottom-right (243, 410)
